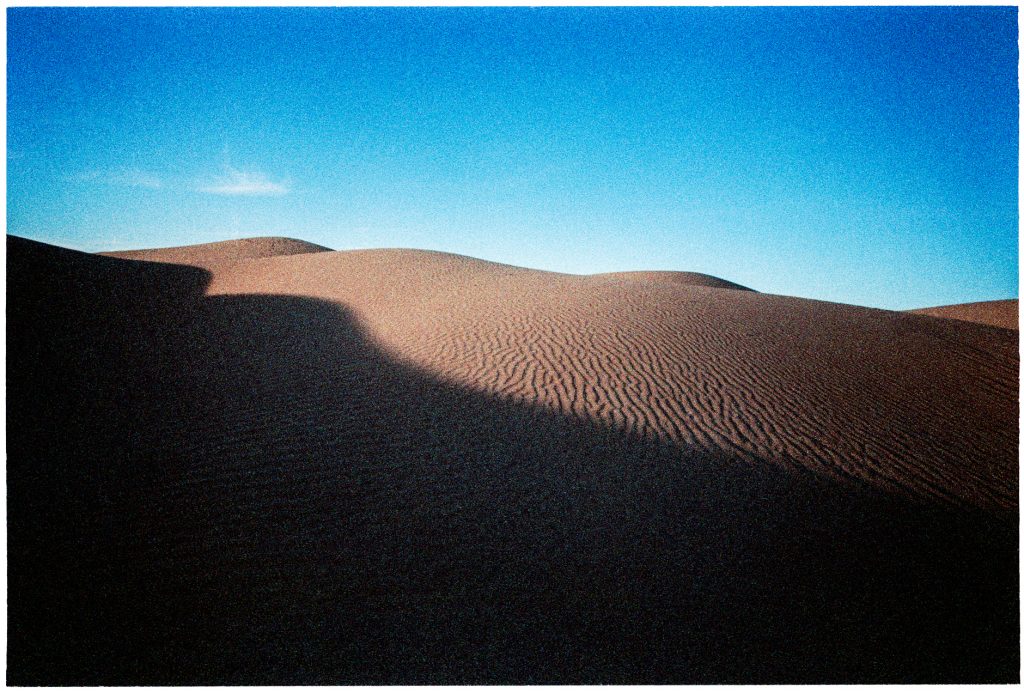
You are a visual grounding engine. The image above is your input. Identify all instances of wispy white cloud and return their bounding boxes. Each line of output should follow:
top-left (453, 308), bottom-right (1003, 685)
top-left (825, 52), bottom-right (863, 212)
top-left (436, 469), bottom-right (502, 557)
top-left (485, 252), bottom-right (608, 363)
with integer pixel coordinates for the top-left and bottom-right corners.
top-left (70, 168), bottom-right (163, 189)
top-left (120, 169), bottom-right (163, 189)
top-left (67, 161), bottom-right (290, 197)
top-left (198, 165), bottom-right (290, 197)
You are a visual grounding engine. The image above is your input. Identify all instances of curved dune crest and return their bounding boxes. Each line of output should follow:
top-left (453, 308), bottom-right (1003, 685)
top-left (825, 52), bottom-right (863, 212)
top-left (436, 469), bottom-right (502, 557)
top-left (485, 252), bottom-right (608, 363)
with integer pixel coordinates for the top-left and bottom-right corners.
top-left (8, 235), bottom-right (1019, 684)
top-left (591, 270), bottom-right (753, 291)
top-left (104, 237), bottom-right (756, 291)
top-left (909, 299), bottom-right (1018, 330)
top-left (101, 236), bottom-right (333, 264)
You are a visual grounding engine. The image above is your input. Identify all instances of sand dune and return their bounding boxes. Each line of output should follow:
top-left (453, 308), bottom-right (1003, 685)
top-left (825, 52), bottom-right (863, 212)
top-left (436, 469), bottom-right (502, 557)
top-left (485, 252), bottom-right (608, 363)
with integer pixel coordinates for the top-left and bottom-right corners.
top-left (101, 236), bottom-right (332, 264)
top-left (8, 235), bottom-right (1018, 684)
top-left (591, 270), bottom-right (753, 290)
top-left (909, 299), bottom-right (1018, 330)
top-left (198, 243), bottom-right (1016, 512)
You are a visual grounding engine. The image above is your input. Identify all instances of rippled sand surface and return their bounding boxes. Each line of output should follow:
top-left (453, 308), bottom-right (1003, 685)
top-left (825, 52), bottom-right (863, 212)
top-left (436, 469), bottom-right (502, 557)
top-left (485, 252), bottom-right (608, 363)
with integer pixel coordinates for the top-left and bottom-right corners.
top-left (8, 235), bottom-right (1018, 684)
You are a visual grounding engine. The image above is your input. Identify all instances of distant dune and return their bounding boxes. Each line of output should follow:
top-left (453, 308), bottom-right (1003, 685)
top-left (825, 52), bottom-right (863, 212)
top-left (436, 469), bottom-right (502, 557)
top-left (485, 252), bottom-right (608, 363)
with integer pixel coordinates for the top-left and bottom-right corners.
top-left (591, 270), bottom-right (753, 291)
top-left (8, 235), bottom-right (1018, 685)
top-left (101, 236), bottom-right (332, 264)
top-left (909, 299), bottom-right (1018, 330)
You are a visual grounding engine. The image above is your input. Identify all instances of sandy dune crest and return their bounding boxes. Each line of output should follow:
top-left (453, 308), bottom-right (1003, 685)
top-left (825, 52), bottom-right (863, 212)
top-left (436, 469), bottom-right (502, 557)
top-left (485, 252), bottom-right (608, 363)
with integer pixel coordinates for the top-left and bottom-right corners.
top-left (909, 299), bottom-right (1018, 330)
top-left (101, 236), bottom-right (332, 264)
top-left (591, 270), bottom-right (753, 290)
top-left (7, 235), bottom-right (1018, 684)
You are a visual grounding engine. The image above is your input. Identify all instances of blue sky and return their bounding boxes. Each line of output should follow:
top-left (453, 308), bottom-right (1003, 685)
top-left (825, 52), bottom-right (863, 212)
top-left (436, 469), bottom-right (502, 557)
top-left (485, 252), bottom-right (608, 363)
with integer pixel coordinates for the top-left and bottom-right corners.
top-left (7, 6), bottom-right (1018, 309)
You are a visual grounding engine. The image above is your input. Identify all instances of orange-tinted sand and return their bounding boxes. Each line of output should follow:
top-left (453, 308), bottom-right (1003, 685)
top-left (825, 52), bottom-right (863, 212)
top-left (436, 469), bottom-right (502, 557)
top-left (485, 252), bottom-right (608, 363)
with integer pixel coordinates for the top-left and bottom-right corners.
top-left (7, 235), bottom-right (1019, 684)
top-left (909, 299), bottom-right (1018, 330)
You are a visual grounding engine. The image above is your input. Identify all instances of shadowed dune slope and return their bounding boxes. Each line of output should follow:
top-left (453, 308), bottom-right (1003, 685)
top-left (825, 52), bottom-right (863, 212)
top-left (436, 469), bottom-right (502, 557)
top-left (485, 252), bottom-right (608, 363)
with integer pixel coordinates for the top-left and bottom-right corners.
top-left (7, 235), bottom-right (1019, 684)
top-left (101, 236), bottom-right (332, 264)
top-left (909, 299), bottom-right (1018, 330)
top-left (591, 270), bottom-right (753, 291)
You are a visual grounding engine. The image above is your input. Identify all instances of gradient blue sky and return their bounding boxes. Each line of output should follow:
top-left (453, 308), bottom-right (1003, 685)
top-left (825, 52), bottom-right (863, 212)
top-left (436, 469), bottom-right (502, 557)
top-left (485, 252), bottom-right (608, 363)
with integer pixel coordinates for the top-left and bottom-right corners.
top-left (7, 6), bottom-right (1018, 309)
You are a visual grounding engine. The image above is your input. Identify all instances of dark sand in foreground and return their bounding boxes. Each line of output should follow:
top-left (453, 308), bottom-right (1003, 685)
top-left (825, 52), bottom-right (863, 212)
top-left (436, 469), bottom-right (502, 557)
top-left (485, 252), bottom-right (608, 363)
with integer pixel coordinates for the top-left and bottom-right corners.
top-left (8, 235), bottom-right (1019, 684)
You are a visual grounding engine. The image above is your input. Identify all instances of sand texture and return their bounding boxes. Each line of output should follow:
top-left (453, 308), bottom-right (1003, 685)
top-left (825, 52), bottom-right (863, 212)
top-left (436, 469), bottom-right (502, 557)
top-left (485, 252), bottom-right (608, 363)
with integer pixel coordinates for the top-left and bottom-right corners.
top-left (8, 235), bottom-right (1019, 684)
top-left (909, 299), bottom-right (1018, 330)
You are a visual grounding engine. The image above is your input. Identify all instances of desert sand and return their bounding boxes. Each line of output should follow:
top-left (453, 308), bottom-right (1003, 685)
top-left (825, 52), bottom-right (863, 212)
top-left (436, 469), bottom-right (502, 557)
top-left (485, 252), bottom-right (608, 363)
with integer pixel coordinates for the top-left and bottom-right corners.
top-left (7, 235), bottom-right (1019, 684)
top-left (909, 298), bottom-right (1018, 330)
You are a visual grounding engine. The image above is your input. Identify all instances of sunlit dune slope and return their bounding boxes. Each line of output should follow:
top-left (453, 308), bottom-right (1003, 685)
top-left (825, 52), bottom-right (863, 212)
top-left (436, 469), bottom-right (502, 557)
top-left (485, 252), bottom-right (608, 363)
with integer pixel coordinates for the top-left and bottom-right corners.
top-left (202, 244), bottom-right (1016, 512)
top-left (8, 235), bottom-right (1018, 685)
top-left (909, 299), bottom-right (1018, 330)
